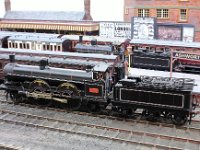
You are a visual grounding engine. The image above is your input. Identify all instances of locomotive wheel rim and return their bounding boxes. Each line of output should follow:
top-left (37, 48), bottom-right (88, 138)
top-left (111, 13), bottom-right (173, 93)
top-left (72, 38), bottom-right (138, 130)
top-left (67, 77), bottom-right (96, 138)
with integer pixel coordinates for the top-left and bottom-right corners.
top-left (29, 79), bottom-right (51, 93)
top-left (29, 79), bottom-right (52, 106)
top-left (57, 83), bottom-right (81, 110)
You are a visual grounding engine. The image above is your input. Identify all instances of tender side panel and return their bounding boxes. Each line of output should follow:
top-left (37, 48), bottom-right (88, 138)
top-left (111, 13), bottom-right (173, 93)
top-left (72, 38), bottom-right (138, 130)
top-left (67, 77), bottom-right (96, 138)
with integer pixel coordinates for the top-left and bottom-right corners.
top-left (120, 88), bottom-right (184, 108)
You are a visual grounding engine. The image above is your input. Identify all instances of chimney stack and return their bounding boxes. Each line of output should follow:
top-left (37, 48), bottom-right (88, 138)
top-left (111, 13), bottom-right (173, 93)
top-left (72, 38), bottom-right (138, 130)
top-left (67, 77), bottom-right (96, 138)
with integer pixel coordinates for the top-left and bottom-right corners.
top-left (5, 0), bottom-right (11, 12)
top-left (84, 0), bottom-right (92, 20)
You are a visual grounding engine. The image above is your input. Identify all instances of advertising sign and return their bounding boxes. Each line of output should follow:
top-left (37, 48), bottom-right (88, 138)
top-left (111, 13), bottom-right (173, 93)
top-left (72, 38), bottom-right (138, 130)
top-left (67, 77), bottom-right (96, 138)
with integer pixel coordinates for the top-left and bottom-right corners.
top-left (183, 27), bottom-right (194, 42)
top-left (99, 22), bottom-right (115, 38)
top-left (99, 22), bottom-right (131, 38)
top-left (131, 17), bottom-right (155, 39)
top-left (158, 26), bottom-right (182, 41)
top-left (173, 52), bottom-right (200, 61)
top-left (114, 22), bottom-right (131, 38)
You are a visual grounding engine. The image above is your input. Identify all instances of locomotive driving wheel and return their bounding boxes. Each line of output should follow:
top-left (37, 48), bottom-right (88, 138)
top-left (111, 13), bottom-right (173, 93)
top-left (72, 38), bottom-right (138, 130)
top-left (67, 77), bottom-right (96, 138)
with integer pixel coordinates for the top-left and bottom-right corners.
top-left (28, 79), bottom-right (52, 106)
top-left (56, 83), bottom-right (81, 110)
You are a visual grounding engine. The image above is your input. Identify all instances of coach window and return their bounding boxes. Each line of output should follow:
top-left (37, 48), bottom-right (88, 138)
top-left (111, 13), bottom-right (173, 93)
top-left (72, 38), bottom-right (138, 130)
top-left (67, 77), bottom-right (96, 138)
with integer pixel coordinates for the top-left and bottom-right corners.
top-left (19, 43), bottom-right (23, 49)
top-left (8, 42), bottom-right (12, 48)
top-left (54, 45), bottom-right (57, 51)
top-left (26, 43), bottom-right (30, 49)
top-left (23, 43), bottom-right (26, 49)
top-left (72, 41), bottom-right (76, 49)
top-left (57, 45), bottom-right (61, 51)
top-left (47, 45), bottom-right (50, 50)
top-left (15, 43), bottom-right (18, 48)
top-left (50, 45), bottom-right (53, 51)
top-left (43, 44), bottom-right (46, 50)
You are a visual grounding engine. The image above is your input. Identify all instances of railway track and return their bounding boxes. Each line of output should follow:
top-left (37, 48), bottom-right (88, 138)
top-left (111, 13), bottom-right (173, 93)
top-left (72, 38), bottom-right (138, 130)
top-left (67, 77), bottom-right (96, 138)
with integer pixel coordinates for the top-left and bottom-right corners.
top-left (0, 98), bottom-right (200, 131)
top-left (0, 144), bottom-right (21, 150)
top-left (0, 97), bottom-right (200, 128)
top-left (0, 98), bottom-right (200, 149)
top-left (0, 108), bottom-right (199, 150)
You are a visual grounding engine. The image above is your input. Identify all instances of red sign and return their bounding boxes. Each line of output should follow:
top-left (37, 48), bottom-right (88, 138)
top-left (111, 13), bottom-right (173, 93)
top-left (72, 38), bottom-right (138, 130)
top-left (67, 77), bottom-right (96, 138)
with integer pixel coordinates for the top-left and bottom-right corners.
top-left (89, 88), bottom-right (99, 94)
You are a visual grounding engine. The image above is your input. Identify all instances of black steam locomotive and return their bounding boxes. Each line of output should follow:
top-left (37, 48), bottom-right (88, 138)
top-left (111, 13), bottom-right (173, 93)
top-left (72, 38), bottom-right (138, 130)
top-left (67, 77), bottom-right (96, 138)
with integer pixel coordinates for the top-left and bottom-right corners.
top-left (130, 48), bottom-right (200, 74)
top-left (129, 38), bottom-right (200, 74)
top-left (1, 55), bottom-right (195, 125)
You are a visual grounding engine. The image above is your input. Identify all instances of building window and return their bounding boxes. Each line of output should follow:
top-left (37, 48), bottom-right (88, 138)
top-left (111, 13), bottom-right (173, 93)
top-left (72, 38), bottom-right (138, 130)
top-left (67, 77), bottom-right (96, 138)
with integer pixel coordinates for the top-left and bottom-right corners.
top-left (157, 9), bottom-right (169, 19)
top-left (125, 8), bottom-right (129, 15)
top-left (138, 9), bottom-right (150, 17)
top-left (180, 9), bottom-right (187, 21)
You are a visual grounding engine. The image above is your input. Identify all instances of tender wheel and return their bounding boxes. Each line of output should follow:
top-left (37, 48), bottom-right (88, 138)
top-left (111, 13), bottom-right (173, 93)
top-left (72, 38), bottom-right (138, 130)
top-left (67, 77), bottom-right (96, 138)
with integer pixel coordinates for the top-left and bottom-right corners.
top-left (28, 79), bottom-right (52, 106)
top-left (142, 110), bottom-right (161, 122)
top-left (9, 91), bottom-right (18, 102)
top-left (171, 113), bottom-right (187, 126)
top-left (56, 83), bottom-right (81, 110)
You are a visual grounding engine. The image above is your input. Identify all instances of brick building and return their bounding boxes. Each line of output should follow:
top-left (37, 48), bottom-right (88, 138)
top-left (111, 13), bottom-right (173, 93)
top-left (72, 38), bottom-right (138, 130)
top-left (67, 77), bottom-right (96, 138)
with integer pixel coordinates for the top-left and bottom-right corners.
top-left (124, 0), bottom-right (200, 41)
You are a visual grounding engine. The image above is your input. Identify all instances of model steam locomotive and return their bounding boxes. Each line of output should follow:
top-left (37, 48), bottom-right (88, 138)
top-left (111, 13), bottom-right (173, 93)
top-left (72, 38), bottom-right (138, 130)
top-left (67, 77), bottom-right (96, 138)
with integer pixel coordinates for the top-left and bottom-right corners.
top-left (129, 48), bottom-right (200, 74)
top-left (1, 54), bottom-right (195, 125)
top-left (129, 39), bottom-right (200, 74)
top-left (0, 47), bottom-right (119, 84)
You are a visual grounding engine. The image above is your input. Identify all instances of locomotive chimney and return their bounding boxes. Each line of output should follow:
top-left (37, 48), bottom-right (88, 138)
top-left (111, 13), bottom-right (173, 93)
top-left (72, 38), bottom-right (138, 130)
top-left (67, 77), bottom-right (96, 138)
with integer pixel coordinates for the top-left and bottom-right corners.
top-left (40, 59), bottom-right (48, 70)
top-left (91, 38), bottom-right (97, 45)
top-left (5, 0), bottom-right (11, 12)
top-left (84, 0), bottom-right (93, 20)
top-left (9, 54), bottom-right (15, 63)
top-left (79, 35), bottom-right (83, 43)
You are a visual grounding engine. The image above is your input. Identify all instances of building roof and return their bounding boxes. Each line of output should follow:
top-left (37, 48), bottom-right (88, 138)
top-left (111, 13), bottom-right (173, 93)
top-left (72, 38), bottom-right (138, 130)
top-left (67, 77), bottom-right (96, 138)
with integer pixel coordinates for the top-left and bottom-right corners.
top-left (4, 11), bottom-right (85, 21)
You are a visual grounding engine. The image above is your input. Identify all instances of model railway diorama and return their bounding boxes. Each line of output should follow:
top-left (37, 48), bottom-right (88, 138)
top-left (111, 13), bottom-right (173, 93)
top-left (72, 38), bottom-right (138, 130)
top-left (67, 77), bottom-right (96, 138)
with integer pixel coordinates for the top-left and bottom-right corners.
top-left (0, 31), bottom-right (199, 126)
